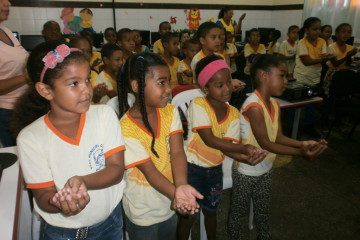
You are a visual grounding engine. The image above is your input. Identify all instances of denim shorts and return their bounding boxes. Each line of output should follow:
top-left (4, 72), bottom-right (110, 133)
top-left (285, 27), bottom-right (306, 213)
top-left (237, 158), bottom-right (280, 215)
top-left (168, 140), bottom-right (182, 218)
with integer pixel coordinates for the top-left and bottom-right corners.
top-left (187, 163), bottom-right (223, 212)
top-left (125, 213), bottom-right (177, 240)
top-left (40, 202), bottom-right (123, 240)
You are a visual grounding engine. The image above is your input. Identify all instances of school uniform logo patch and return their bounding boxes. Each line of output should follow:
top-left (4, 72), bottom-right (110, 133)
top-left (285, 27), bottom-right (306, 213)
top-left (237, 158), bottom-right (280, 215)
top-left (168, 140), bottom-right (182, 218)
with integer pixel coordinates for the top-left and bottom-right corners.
top-left (88, 144), bottom-right (105, 171)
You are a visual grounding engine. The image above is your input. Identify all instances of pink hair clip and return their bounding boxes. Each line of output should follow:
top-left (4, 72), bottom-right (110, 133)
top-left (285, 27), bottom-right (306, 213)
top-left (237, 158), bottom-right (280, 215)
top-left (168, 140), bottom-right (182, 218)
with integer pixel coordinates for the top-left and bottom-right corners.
top-left (40, 44), bottom-right (81, 82)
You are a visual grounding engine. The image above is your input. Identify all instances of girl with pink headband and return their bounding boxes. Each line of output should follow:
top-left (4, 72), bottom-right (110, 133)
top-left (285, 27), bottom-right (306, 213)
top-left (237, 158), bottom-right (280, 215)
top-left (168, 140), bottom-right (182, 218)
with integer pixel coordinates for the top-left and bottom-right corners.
top-left (12, 42), bottom-right (126, 239)
top-left (177, 55), bottom-right (267, 240)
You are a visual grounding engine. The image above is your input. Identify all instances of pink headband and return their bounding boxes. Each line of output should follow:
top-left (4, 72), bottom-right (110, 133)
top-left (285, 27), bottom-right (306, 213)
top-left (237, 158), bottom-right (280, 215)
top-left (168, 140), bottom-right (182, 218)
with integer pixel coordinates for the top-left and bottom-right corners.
top-left (40, 44), bottom-right (81, 82)
top-left (197, 59), bottom-right (230, 86)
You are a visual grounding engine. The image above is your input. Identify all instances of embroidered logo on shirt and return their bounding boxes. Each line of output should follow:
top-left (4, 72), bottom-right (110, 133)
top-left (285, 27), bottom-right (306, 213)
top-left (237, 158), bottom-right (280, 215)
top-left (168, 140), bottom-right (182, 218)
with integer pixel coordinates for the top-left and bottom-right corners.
top-left (88, 144), bottom-right (105, 171)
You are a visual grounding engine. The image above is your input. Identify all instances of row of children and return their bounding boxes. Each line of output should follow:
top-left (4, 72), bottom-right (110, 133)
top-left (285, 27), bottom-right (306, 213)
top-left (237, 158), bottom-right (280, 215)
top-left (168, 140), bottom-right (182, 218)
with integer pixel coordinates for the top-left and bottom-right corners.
top-left (11, 26), bottom-right (327, 240)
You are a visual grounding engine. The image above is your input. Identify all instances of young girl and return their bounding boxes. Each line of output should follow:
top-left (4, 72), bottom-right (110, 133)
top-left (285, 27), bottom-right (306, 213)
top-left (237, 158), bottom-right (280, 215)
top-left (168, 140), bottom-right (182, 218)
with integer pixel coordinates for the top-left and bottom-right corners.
top-left (177, 55), bottom-right (267, 240)
top-left (320, 24), bottom-right (333, 46)
top-left (293, 17), bottom-right (334, 136)
top-left (117, 52), bottom-right (202, 240)
top-left (133, 30), bottom-right (150, 53)
top-left (13, 42), bottom-right (126, 239)
top-left (227, 54), bottom-right (328, 240)
top-left (178, 30), bottom-right (190, 60)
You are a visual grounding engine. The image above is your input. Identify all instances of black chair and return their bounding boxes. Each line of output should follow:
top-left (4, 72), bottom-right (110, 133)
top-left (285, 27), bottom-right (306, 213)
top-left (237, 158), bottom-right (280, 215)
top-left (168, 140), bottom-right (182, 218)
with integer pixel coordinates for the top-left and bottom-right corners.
top-left (325, 69), bottom-right (360, 139)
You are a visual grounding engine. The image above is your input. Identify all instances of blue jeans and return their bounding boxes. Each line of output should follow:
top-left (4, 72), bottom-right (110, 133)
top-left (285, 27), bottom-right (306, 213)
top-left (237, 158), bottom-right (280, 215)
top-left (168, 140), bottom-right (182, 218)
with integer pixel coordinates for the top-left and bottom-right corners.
top-left (0, 108), bottom-right (16, 147)
top-left (40, 202), bottom-right (123, 240)
top-left (125, 213), bottom-right (177, 240)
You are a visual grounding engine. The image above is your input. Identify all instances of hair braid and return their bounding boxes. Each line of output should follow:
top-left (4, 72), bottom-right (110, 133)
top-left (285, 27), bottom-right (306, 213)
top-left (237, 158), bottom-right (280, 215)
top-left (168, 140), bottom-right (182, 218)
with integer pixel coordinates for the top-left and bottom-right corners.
top-left (117, 63), bottom-right (130, 117)
top-left (137, 59), bottom-right (159, 158)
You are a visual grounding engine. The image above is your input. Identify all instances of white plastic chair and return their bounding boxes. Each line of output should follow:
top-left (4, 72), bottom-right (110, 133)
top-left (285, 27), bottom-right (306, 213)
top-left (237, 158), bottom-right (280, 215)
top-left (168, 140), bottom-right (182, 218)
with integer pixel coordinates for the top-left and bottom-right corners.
top-left (171, 88), bottom-right (205, 118)
top-left (106, 93), bottom-right (135, 117)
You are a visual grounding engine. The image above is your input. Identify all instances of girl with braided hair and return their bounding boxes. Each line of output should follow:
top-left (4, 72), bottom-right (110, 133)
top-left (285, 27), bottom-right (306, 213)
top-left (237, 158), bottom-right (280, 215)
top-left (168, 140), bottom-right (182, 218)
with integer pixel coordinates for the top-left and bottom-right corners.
top-left (118, 52), bottom-right (203, 240)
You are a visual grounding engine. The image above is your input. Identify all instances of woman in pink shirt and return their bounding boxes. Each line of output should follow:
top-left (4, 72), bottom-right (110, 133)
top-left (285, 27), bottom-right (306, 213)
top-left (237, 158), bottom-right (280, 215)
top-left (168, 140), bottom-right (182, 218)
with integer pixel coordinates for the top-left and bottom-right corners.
top-left (0, 0), bottom-right (29, 146)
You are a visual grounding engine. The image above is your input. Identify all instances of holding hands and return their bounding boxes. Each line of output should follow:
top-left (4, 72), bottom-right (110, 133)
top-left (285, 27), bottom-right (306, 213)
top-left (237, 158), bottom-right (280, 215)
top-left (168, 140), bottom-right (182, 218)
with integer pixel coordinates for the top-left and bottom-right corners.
top-left (49, 176), bottom-right (90, 216)
top-left (300, 139), bottom-right (328, 157)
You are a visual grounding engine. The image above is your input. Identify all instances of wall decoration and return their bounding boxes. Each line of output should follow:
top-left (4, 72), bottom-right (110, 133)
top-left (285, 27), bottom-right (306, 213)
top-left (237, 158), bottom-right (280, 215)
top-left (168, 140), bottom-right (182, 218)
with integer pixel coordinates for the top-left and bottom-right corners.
top-left (170, 16), bottom-right (177, 24)
top-left (207, 17), bottom-right (215, 22)
top-left (187, 8), bottom-right (201, 32)
top-left (61, 8), bottom-right (96, 34)
top-left (79, 8), bottom-right (95, 33)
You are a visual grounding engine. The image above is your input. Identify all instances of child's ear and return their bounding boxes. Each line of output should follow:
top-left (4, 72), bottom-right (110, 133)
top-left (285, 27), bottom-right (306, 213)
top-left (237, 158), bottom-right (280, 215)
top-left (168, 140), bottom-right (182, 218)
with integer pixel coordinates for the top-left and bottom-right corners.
top-left (199, 37), bottom-right (205, 46)
top-left (258, 69), bottom-right (269, 82)
top-left (130, 79), bottom-right (139, 94)
top-left (35, 82), bottom-right (54, 101)
top-left (200, 84), bottom-right (209, 95)
top-left (103, 56), bottom-right (110, 65)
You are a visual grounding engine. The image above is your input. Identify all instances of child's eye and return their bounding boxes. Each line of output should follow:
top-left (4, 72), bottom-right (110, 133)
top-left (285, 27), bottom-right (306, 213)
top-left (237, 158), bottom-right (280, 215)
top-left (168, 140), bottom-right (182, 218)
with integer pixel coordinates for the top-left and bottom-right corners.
top-left (86, 78), bottom-right (90, 83)
top-left (70, 81), bottom-right (78, 86)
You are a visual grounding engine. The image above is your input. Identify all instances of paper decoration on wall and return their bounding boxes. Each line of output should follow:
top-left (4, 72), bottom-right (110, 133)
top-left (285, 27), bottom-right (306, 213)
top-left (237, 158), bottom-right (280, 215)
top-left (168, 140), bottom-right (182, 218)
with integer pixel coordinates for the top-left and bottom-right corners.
top-left (170, 16), bottom-right (177, 24)
top-left (207, 17), bottom-right (215, 23)
top-left (187, 8), bottom-right (201, 32)
top-left (60, 8), bottom-right (95, 34)
top-left (124, 11), bottom-right (128, 15)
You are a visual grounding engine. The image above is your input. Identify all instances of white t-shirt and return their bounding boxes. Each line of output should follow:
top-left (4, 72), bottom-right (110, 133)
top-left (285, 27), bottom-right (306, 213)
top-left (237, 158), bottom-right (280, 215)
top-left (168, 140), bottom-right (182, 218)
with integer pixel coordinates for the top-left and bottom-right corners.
top-left (17, 105), bottom-right (126, 228)
top-left (279, 40), bottom-right (297, 74)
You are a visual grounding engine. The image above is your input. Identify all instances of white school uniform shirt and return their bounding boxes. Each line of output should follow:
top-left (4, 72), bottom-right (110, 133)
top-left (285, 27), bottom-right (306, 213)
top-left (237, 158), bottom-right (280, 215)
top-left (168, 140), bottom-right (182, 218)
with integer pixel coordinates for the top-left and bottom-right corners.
top-left (17, 105), bottom-right (126, 228)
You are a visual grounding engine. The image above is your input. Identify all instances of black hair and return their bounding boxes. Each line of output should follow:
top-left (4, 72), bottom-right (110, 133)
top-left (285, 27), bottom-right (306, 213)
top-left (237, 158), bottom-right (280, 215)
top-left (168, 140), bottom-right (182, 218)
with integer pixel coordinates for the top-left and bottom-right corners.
top-left (42, 20), bottom-right (60, 30)
top-left (80, 28), bottom-right (94, 44)
top-left (179, 30), bottom-right (190, 40)
top-left (182, 39), bottom-right (200, 50)
top-left (195, 54), bottom-right (223, 82)
top-left (250, 54), bottom-right (286, 89)
top-left (159, 21), bottom-right (171, 31)
top-left (335, 23), bottom-right (351, 33)
top-left (101, 43), bottom-right (122, 60)
top-left (161, 32), bottom-right (179, 44)
top-left (220, 27), bottom-right (229, 49)
top-left (80, 8), bottom-right (93, 16)
top-left (321, 24), bottom-right (332, 32)
top-left (288, 25), bottom-right (299, 33)
top-left (218, 7), bottom-right (232, 19)
top-left (298, 17), bottom-right (321, 40)
top-left (270, 29), bottom-right (281, 40)
top-left (68, 35), bottom-right (92, 50)
top-left (117, 28), bottom-right (133, 42)
top-left (105, 27), bottom-right (116, 36)
top-left (10, 42), bottom-right (88, 137)
top-left (247, 28), bottom-right (260, 40)
top-left (195, 21), bottom-right (220, 41)
top-left (117, 52), bottom-right (168, 157)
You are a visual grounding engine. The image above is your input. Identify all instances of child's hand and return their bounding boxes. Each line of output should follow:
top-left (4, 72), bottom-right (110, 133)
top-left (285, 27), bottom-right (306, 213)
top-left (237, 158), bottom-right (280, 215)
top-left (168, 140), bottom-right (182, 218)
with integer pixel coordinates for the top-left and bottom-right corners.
top-left (93, 83), bottom-right (108, 98)
top-left (239, 13), bottom-right (246, 21)
top-left (91, 58), bottom-right (102, 69)
top-left (347, 48), bottom-right (357, 58)
top-left (244, 144), bottom-right (268, 165)
top-left (300, 140), bottom-right (327, 157)
top-left (49, 187), bottom-right (90, 216)
top-left (232, 79), bottom-right (246, 92)
top-left (173, 184), bottom-right (203, 215)
top-left (184, 70), bottom-right (193, 77)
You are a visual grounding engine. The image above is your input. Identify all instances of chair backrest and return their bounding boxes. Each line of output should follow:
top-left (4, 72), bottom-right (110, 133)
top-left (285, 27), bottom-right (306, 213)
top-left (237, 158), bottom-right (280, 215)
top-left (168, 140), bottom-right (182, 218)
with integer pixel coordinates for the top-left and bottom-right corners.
top-left (172, 84), bottom-right (195, 98)
top-left (106, 93), bottom-right (135, 117)
top-left (330, 69), bottom-right (357, 97)
top-left (171, 89), bottom-right (205, 118)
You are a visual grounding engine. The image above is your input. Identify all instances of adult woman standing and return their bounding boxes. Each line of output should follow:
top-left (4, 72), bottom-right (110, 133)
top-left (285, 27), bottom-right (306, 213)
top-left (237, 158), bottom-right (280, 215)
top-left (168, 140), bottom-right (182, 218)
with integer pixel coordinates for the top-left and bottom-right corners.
top-left (216, 7), bottom-right (246, 43)
top-left (0, 0), bottom-right (29, 147)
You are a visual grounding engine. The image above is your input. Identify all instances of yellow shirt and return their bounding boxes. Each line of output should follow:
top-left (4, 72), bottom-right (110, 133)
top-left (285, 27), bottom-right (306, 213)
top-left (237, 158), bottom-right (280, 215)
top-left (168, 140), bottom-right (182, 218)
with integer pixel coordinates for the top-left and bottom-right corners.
top-left (177, 60), bottom-right (193, 85)
top-left (217, 18), bottom-right (237, 43)
top-left (162, 56), bottom-right (180, 87)
top-left (94, 70), bottom-right (117, 104)
top-left (236, 90), bottom-right (280, 176)
top-left (185, 97), bottom-right (240, 167)
top-left (294, 37), bottom-right (327, 85)
top-left (244, 43), bottom-right (266, 75)
top-left (279, 40), bottom-right (297, 74)
top-left (120, 104), bottom-right (183, 226)
top-left (153, 39), bottom-right (164, 54)
top-left (328, 43), bottom-right (355, 70)
top-left (267, 41), bottom-right (280, 54)
top-left (190, 50), bottom-right (225, 83)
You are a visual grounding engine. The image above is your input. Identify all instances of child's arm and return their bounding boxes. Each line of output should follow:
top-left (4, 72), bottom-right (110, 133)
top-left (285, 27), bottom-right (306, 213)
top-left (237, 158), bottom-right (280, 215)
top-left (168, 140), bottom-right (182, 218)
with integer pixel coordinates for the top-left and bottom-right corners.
top-left (177, 72), bottom-right (185, 85)
top-left (183, 69), bottom-right (193, 77)
top-left (107, 90), bottom-right (118, 99)
top-left (196, 128), bottom-right (267, 165)
top-left (92, 83), bottom-right (108, 103)
top-left (170, 132), bottom-right (203, 214)
top-left (330, 47), bottom-right (357, 67)
top-left (244, 106), bottom-right (327, 156)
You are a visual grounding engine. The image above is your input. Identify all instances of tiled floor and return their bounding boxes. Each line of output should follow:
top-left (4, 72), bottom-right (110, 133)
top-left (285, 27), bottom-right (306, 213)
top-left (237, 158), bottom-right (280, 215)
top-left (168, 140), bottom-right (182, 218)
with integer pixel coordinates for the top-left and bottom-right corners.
top-left (189, 108), bottom-right (360, 240)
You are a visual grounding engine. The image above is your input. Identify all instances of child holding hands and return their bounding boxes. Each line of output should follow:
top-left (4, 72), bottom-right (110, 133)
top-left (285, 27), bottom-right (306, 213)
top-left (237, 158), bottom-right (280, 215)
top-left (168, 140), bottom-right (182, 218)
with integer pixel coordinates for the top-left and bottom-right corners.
top-left (13, 42), bottom-right (126, 239)
top-left (227, 54), bottom-right (327, 240)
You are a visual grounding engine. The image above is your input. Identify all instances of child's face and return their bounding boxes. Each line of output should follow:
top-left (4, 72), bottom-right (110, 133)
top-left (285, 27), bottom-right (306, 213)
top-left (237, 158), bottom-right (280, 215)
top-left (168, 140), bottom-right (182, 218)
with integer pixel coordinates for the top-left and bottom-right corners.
top-left (287, 28), bottom-right (299, 42)
top-left (0, 0), bottom-right (10, 22)
top-left (200, 28), bottom-right (222, 52)
top-left (267, 62), bottom-right (288, 96)
top-left (75, 39), bottom-right (92, 62)
top-left (118, 33), bottom-right (135, 53)
top-left (269, 32), bottom-right (275, 41)
top-left (143, 65), bottom-right (171, 108)
top-left (203, 68), bottom-right (232, 103)
top-left (105, 30), bottom-right (117, 44)
top-left (305, 21), bottom-right (321, 41)
top-left (164, 37), bottom-right (179, 56)
top-left (321, 26), bottom-right (332, 40)
top-left (43, 22), bottom-right (62, 42)
top-left (50, 61), bottom-right (93, 114)
top-left (180, 33), bottom-right (190, 44)
top-left (223, 10), bottom-right (234, 21)
top-left (184, 43), bottom-right (201, 61)
top-left (159, 23), bottom-right (171, 35)
top-left (105, 50), bottom-right (123, 74)
top-left (133, 31), bottom-right (142, 46)
top-left (336, 25), bottom-right (351, 43)
top-left (248, 31), bottom-right (260, 45)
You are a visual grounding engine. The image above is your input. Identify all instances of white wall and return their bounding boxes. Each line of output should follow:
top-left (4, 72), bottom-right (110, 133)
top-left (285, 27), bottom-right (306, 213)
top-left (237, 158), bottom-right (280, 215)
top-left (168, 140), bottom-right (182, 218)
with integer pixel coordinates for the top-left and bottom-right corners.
top-left (3, 7), bottom-right (303, 43)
